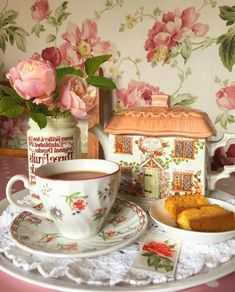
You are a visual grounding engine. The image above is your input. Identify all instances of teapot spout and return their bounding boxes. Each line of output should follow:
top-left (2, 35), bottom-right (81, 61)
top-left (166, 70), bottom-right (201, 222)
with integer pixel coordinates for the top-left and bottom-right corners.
top-left (89, 124), bottom-right (109, 159)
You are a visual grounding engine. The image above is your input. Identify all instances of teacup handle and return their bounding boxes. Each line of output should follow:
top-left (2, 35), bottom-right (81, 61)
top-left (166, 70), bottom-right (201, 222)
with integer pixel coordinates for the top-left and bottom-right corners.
top-left (6, 174), bottom-right (49, 218)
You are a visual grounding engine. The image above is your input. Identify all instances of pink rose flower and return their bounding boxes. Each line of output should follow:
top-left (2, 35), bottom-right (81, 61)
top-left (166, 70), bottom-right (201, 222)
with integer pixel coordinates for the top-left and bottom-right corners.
top-left (31, 0), bottom-right (49, 21)
top-left (6, 54), bottom-right (56, 107)
top-left (116, 79), bottom-right (164, 109)
top-left (145, 6), bottom-right (209, 63)
top-left (57, 75), bottom-right (97, 119)
top-left (59, 20), bottom-right (115, 68)
top-left (216, 83), bottom-right (235, 110)
top-left (42, 46), bottom-right (62, 68)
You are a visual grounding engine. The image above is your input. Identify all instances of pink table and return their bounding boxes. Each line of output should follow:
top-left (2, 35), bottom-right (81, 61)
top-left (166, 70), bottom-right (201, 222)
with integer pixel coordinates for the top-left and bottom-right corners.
top-left (0, 156), bottom-right (235, 292)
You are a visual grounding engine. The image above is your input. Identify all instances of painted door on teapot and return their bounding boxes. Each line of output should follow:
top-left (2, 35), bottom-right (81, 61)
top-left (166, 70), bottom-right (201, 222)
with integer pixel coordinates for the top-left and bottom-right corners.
top-left (143, 167), bottom-right (160, 199)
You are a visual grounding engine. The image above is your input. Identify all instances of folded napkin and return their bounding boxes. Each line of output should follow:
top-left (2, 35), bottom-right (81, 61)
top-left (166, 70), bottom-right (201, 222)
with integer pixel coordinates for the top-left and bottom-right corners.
top-left (0, 193), bottom-right (235, 286)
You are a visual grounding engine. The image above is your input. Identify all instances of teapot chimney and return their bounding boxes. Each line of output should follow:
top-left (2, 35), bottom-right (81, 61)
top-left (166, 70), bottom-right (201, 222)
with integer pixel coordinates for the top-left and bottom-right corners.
top-left (151, 94), bottom-right (170, 107)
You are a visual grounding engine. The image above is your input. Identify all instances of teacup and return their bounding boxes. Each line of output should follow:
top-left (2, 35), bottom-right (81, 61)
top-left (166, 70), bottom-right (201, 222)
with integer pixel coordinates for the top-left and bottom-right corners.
top-left (6, 159), bottom-right (120, 239)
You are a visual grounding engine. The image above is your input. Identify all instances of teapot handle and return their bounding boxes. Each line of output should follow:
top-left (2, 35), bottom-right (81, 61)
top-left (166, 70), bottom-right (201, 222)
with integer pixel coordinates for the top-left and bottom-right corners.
top-left (207, 165), bottom-right (235, 191)
top-left (207, 132), bottom-right (235, 157)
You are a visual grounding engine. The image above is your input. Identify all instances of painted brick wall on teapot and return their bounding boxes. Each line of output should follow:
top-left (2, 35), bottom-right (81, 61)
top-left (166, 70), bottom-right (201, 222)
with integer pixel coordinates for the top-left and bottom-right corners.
top-left (0, 0), bottom-right (235, 149)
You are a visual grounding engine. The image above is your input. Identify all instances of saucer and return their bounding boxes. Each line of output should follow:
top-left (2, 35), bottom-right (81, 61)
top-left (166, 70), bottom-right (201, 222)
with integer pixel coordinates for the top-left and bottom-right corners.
top-left (10, 198), bottom-right (148, 258)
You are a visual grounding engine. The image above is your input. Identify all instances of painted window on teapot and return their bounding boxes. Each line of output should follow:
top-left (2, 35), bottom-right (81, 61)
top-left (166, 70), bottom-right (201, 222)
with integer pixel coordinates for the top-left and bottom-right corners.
top-left (173, 140), bottom-right (195, 159)
top-left (172, 172), bottom-right (193, 192)
top-left (114, 135), bottom-right (133, 154)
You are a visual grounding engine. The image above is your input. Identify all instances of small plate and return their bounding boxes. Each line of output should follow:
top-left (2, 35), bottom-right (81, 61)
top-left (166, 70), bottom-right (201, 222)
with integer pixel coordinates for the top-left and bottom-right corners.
top-left (10, 198), bottom-right (148, 258)
top-left (149, 198), bottom-right (235, 244)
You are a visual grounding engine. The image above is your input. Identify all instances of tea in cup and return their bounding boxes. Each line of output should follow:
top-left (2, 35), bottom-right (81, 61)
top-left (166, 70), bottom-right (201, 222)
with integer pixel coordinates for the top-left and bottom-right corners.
top-left (6, 159), bottom-right (120, 239)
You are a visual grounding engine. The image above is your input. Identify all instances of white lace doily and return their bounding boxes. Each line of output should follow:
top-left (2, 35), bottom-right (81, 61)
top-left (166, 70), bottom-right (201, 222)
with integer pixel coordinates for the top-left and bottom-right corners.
top-left (0, 195), bottom-right (235, 287)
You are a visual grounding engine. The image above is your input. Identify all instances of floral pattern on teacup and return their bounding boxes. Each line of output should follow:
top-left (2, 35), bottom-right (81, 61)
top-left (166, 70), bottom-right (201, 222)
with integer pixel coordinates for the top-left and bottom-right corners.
top-left (64, 192), bottom-right (88, 215)
top-left (40, 184), bottom-right (52, 196)
top-left (49, 207), bottom-right (63, 220)
top-left (98, 183), bottom-right (113, 200)
top-left (93, 207), bottom-right (108, 220)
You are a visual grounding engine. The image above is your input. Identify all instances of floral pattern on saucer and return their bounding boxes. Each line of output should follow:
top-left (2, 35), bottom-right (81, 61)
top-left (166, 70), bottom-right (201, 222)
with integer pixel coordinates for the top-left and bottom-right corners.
top-left (10, 198), bottom-right (148, 258)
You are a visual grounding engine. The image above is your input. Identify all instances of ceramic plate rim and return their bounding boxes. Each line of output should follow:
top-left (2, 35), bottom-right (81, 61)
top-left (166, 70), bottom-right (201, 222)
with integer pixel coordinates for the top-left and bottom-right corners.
top-left (149, 198), bottom-right (235, 243)
top-left (0, 189), bottom-right (235, 292)
top-left (9, 196), bottom-right (148, 258)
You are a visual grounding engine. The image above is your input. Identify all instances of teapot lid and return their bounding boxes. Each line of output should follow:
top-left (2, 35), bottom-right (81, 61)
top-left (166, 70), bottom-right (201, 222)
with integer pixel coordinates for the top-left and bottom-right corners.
top-left (104, 95), bottom-right (216, 138)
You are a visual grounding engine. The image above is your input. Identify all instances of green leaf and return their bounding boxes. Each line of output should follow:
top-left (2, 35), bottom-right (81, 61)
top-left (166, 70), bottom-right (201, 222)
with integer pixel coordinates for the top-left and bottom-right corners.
top-left (46, 33), bottom-right (56, 43)
top-left (85, 55), bottom-right (112, 75)
top-left (0, 10), bottom-right (18, 26)
top-left (172, 93), bottom-right (197, 107)
top-left (0, 30), bottom-right (8, 52)
top-left (47, 16), bottom-right (57, 27)
top-left (31, 23), bottom-right (45, 37)
top-left (27, 100), bottom-right (50, 116)
top-left (142, 252), bottom-right (153, 257)
top-left (57, 12), bottom-right (71, 25)
top-left (219, 6), bottom-right (235, 26)
top-left (0, 97), bottom-right (24, 118)
top-left (181, 39), bottom-right (192, 63)
top-left (147, 255), bottom-right (159, 266)
top-left (220, 118), bottom-right (228, 129)
top-left (0, 84), bottom-right (21, 99)
top-left (30, 112), bottom-right (47, 129)
top-left (55, 67), bottom-right (83, 84)
top-left (217, 26), bottom-right (235, 71)
top-left (215, 113), bottom-right (224, 124)
top-left (227, 113), bottom-right (235, 123)
top-left (86, 75), bottom-right (116, 89)
top-left (5, 26), bottom-right (29, 52)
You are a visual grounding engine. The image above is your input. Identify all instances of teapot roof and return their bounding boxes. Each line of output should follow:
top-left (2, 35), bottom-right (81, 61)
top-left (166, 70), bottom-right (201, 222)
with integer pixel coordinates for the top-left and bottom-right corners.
top-left (104, 106), bottom-right (216, 138)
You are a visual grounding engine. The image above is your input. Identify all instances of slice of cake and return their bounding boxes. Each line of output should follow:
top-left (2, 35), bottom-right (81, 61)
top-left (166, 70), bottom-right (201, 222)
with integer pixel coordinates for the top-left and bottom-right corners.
top-left (165, 194), bottom-right (209, 220)
top-left (177, 204), bottom-right (235, 232)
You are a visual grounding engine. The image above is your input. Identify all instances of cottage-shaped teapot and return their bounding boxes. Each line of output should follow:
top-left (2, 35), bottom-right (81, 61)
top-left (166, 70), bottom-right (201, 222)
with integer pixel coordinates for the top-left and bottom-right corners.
top-left (90, 95), bottom-right (235, 206)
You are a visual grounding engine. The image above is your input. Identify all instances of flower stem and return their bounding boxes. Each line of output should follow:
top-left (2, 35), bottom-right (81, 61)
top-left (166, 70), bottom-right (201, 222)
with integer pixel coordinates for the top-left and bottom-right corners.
top-left (25, 101), bottom-right (30, 113)
top-left (1, 0), bottom-right (8, 13)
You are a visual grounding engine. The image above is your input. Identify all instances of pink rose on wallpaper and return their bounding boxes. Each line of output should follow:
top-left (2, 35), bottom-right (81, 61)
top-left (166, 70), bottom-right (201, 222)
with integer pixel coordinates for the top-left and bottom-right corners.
top-left (116, 79), bottom-right (164, 109)
top-left (216, 83), bottom-right (235, 110)
top-left (42, 46), bottom-right (62, 68)
top-left (145, 6), bottom-right (209, 63)
top-left (57, 74), bottom-right (97, 119)
top-left (59, 20), bottom-right (115, 68)
top-left (0, 117), bottom-right (28, 148)
top-left (7, 54), bottom-right (56, 108)
top-left (31, 0), bottom-right (49, 21)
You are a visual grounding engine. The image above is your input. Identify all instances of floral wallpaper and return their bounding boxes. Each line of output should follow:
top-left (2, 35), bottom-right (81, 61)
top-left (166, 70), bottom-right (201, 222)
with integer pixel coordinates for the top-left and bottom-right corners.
top-left (0, 0), bottom-right (235, 149)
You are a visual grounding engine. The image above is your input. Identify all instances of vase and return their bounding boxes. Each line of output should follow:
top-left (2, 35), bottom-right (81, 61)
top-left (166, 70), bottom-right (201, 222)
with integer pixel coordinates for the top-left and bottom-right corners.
top-left (27, 116), bottom-right (80, 205)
